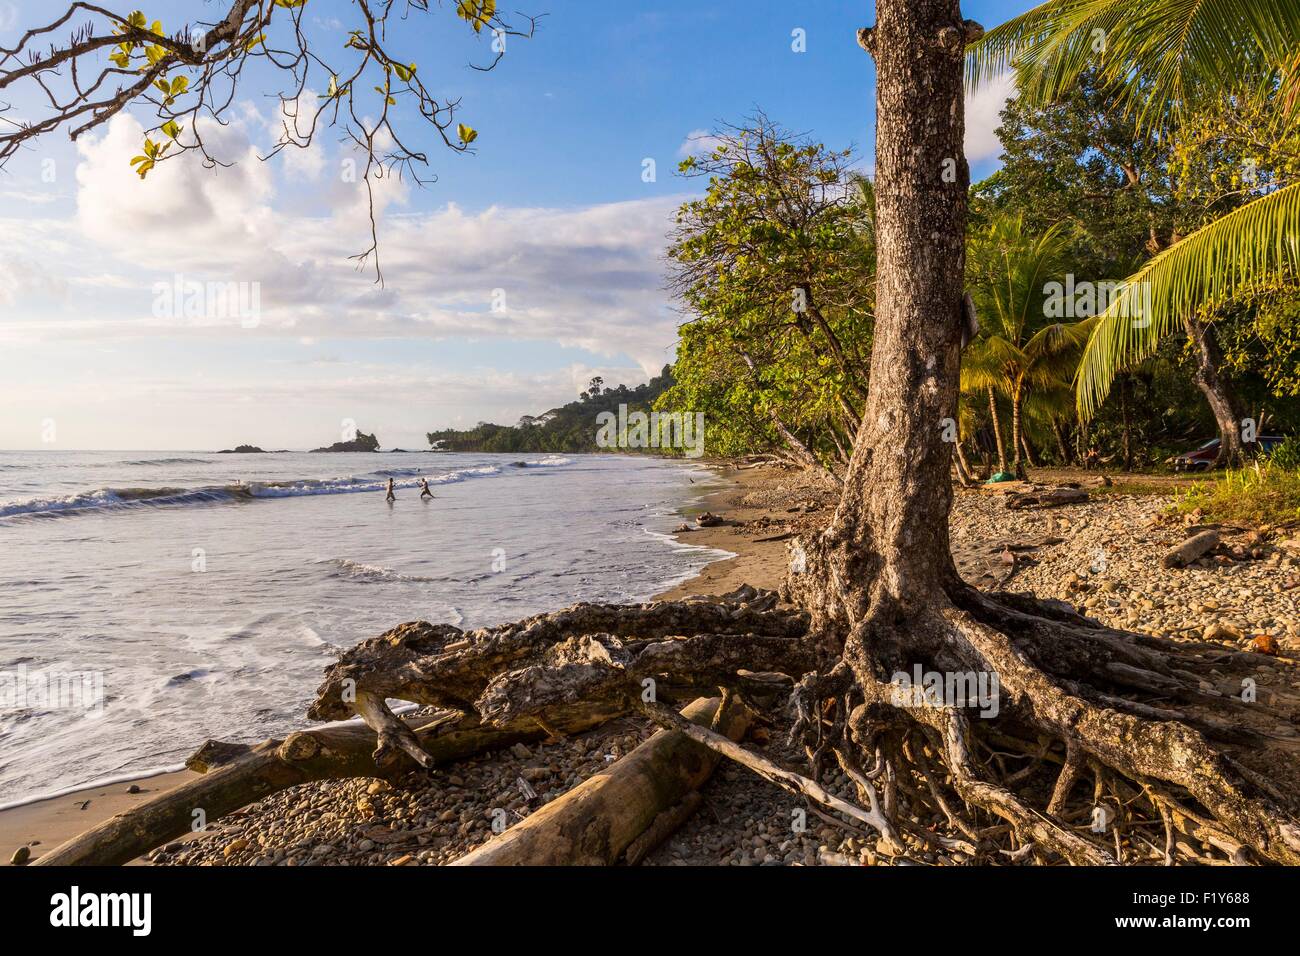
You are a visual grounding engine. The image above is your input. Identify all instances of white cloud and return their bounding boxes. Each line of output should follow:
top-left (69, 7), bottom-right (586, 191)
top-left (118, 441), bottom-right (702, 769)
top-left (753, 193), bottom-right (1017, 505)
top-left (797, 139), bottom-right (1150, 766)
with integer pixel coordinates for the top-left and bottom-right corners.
top-left (75, 112), bottom-right (277, 269)
top-left (678, 129), bottom-right (724, 158)
top-left (965, 73), bottom-right (1016, 164)
top-left (33, 112), bottom-right (687, 375)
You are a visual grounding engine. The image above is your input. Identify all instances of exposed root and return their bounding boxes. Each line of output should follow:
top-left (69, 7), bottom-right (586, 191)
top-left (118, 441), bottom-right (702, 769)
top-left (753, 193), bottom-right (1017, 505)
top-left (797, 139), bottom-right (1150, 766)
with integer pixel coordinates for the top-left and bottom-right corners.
top-left (299, 578), bottom-right (1300, 866)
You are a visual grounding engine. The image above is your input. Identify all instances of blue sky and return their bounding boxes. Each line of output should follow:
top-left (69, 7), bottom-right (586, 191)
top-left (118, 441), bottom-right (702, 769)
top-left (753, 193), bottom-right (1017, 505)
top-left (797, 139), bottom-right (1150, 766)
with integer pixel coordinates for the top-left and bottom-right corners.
top-left (0, 0), bottom-right (1035, 450)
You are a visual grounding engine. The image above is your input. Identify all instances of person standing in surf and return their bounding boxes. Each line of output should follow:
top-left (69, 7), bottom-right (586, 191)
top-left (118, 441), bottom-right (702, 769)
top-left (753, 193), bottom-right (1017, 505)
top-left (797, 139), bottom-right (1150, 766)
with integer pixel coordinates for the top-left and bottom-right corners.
top-left (419, 479), bottom-right (433, 500)
top-left (385, 477), bottom-right (396, 502)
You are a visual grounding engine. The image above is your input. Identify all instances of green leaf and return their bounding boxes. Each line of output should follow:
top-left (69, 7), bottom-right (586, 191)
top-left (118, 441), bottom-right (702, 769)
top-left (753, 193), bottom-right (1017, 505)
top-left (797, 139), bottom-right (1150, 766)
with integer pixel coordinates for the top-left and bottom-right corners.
top-left (1076, 181), bottom-right (1300, 418)
top-left (967, 0), bottom-right (1300, 132)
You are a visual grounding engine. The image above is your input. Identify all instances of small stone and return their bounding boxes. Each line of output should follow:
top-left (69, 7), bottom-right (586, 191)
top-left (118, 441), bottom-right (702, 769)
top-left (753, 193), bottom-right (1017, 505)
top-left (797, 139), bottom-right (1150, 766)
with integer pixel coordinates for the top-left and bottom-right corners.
top-left (127, 784), bottom-right (141, 795)
top-left (1250, 634), bottom-right (1281, 656)
top-left (510, 743), bottom-right (532, 760)
top-left (223, 838), bottom-right (248, 858)
top-left (10, 846), bottom-right (31, 865)
top-left (1203, 622), bottom-right (1244, 643)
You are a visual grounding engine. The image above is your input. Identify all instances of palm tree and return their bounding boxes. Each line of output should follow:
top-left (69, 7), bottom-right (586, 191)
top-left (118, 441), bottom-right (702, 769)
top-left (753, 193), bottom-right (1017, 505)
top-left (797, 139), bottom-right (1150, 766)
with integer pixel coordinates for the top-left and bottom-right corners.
top-left (968, 0), bottom-right (1300, 465)
top-left (963, 214), bottom-right (1095, 478)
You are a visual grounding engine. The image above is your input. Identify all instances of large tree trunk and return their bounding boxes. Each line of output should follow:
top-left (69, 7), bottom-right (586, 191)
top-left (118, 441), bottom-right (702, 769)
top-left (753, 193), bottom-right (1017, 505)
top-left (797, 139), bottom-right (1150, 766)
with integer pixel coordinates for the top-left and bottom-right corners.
top-left (790, 0), bottom-right (970, 628)
top-left (1184, 315), bottom-right (1250, 466)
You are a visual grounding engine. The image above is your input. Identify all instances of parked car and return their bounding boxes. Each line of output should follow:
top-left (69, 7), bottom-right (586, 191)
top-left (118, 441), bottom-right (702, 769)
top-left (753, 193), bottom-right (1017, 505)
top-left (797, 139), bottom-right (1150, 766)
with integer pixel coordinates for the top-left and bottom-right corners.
top-left (1169, 435), bottom-right (1285, 472)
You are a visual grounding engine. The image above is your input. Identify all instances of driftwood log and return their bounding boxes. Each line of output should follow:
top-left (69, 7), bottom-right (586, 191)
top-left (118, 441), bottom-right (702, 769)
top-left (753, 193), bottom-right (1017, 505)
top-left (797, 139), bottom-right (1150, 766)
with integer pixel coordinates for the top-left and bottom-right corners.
top-left (454, 695), bottom-right (749, 865)
top-left (1161, 529), bottom-right (1222, 569)
top-left (34, 708), bottom-right (618, 867)
top-left (1004, 487), bottom-right (1090, 510)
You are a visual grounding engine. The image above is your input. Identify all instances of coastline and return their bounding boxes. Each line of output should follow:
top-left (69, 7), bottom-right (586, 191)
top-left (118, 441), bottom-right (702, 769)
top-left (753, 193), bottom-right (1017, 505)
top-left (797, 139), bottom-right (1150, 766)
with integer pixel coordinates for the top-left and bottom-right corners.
top-left (0, 462), bottom-right (776, 866)
top-left (6, 463), bottom-right (1292, 865)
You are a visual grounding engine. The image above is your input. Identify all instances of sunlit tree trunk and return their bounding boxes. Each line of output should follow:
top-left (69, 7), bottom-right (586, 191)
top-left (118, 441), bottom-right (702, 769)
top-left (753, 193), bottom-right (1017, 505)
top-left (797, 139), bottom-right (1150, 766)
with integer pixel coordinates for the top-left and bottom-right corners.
top-left (791, 0), bottom-right (970, 627)
top-left (987, 387), bottom-right (1008, 474)
top-left (1184, 316), bottom-right (1249, 467)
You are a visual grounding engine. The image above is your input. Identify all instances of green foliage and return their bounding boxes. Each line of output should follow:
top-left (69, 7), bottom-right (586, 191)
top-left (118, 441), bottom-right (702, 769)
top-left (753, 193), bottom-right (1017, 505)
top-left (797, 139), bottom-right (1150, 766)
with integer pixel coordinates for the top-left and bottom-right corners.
top-left (1075, 181), bottom-right (1300, 418)
top-left (426, 368), bottom-right (676, 454)
top-left (967, 0), bottom-right (1300, 133)
top-left (962, 212), bottom-right (1095, 470)
top-left (663, 116), bottom-right (874, 469)
top-left (1174, 457), bottom-right (1300, 525)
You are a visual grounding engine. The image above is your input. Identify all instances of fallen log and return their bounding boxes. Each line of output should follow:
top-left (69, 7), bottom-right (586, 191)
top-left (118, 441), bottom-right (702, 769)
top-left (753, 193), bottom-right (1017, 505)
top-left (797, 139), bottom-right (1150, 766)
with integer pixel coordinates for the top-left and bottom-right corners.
top-left (1005, 487), bottom-right (1090, 510)
top-left (452, 695), bottom-right (749, 866)
top-left (34, 707), bottom-right (618, 867)
top-left (1161, 529), bottom-right (1221, 569)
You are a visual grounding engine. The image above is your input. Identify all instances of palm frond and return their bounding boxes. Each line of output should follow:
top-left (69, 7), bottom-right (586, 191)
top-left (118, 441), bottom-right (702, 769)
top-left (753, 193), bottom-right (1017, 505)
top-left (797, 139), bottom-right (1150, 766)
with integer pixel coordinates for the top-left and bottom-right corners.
top-left (960, 334), bottom-right (1024, 392)
top-left (968, 0), bottom-right (1300, 130)
top-left (1075, 181), bottom-right (1300, 418)
top-left (1024, 382), bottom-right (1077, 423)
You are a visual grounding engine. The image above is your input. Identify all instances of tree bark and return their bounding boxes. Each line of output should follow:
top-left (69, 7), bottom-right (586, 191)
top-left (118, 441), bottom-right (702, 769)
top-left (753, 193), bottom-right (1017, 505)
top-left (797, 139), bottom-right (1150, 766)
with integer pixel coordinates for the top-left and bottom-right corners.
top-left (1020, 428), bottom-right (1038, 470)
top-left (34, 709), bottom-right (611, 867)
top-left (987, 387), bottom-right (1008, 474)
top-left (789, 0), bottom-right (970, 628)
top-left (1051, 416), bottom-right (1073, 464)
top-left (769, 412), bottom-right (842, 485)
top-left (952, 438), bottom-right (975, 487)
top-left (452, 695), bottom-right (749, 865)
top-left (1010, 387), bottom-right (1027, 480)
top-left (1118, 374), bottom-right (1134, 470)
top-left (1184, 315), bottom-right (1250, 466)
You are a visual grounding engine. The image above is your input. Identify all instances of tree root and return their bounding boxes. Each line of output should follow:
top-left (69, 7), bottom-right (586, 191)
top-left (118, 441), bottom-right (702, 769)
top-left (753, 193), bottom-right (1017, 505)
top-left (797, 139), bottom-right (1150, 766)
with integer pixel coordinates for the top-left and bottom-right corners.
top-left (43, 573), bottom-right (1283, 868)
top-left (298, 576), bottom-right (1300, 866)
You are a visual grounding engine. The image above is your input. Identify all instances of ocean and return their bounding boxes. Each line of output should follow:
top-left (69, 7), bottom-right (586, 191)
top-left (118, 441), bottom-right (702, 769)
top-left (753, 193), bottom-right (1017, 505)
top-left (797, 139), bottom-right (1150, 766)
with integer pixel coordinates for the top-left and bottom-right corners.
top-left (0, 450), bottom-right (730, 806)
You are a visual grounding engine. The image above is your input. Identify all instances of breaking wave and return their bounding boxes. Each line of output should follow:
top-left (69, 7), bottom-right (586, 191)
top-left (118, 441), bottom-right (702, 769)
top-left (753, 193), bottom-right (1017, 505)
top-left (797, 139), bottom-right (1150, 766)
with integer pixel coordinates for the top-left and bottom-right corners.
top-left (0, 463), bottom-right (517, 520)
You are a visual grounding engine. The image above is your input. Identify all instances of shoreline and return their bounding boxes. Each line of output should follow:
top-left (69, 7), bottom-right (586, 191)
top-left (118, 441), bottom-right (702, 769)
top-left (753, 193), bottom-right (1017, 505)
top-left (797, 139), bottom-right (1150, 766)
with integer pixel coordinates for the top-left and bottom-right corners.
top-left (7, 463), bottom-right (1292, 865)
top-left (0, 462), bottom-right (774, 866)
